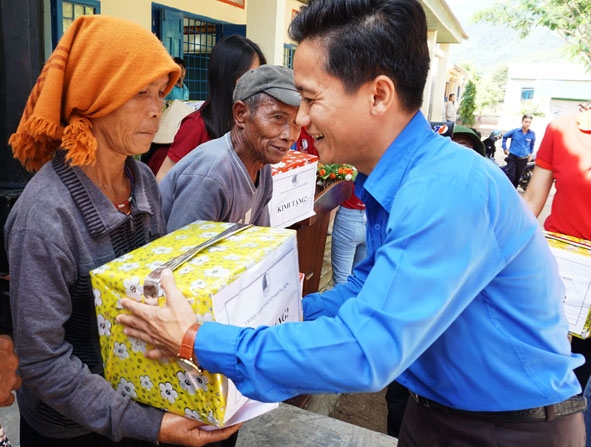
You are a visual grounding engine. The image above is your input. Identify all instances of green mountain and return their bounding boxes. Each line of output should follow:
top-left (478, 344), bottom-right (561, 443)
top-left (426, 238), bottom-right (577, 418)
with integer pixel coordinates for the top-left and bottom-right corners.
top-left (449, 22), bottom-right (572, 75)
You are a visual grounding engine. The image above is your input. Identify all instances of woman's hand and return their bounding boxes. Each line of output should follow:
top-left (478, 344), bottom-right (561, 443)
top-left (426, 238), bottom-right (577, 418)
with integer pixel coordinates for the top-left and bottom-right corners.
top-left (159, 412), bottom-right (241, 446)
top-left (118, 269), bottom-right (197, 359)
top-left (0, 335), bottom-right (21, 407)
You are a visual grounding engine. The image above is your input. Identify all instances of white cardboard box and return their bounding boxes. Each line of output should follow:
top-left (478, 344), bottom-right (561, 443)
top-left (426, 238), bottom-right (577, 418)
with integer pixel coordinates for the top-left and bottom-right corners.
top-left (269, 151), bottom-right (318, 228)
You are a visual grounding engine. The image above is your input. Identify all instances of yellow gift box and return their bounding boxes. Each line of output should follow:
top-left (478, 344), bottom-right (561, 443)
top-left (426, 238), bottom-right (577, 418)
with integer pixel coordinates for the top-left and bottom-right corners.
top-left (91, 221), bottom-right (302, 426)
top-left (545, 231), bottom-right (591, 339)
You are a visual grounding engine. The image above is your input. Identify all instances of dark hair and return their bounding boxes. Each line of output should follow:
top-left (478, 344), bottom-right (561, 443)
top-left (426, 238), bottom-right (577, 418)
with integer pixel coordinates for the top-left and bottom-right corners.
top-left (522, 113), bottom-right (533, 121)
top-left (172, 57), bottom-right (185, 68)
top-left (448, 93), bottom-right (455, 100)
top-left (289, 0), bottom-right (429, 113)
top-left (200, 35), bottom-right (267, 139)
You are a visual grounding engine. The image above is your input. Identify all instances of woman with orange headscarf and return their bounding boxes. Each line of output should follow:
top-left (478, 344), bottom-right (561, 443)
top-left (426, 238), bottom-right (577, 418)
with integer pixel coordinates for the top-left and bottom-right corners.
top-left (5, 15), bottom-right (239, 447)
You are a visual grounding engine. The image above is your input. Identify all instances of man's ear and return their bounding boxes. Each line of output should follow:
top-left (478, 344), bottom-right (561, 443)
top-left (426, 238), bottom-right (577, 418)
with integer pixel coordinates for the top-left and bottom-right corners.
top-left (370, 75), bottom-right (396, 116)
top-left (233, 101), bottom-right (248, 129)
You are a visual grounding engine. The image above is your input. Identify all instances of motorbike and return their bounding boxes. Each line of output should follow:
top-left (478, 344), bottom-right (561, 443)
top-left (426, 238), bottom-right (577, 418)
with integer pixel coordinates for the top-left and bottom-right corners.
top-left (430, 123), bottom-right (536, 191)
top-left (483, 130), bottom-right (535, 191)
top-left (487, 153), bottom-right (535, 191)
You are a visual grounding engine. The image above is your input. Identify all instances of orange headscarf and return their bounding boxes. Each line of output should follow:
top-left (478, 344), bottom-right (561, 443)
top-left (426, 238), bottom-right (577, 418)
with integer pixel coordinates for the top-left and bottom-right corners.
top-left (9, 15), bottom-right (180, 172)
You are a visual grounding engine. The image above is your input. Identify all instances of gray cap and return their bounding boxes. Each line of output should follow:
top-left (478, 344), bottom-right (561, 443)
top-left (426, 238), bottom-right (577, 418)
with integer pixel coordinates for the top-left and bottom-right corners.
top-left (233, 64), bottom-right (301, 107)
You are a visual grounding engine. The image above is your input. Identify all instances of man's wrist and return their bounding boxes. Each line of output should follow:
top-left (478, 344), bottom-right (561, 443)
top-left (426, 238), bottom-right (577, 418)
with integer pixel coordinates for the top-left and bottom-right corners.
top-left (177, 323), bottom-right (201, 373)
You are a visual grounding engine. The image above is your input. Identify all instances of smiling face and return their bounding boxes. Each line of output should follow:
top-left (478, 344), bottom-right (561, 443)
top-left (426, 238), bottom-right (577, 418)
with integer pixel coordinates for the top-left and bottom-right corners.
top-left (90, 75), bottom-right (169, 157)
top-left (293, 39), bottom-right (373, 169)
top-left (237, 93), bottom-right (301, 168)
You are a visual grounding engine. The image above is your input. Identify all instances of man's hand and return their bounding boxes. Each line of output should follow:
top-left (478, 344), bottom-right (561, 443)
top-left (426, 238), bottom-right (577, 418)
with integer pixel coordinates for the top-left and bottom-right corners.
top-left (504, 149), bottom-right (509, 155)
top-left (0, 335), bottom-right (21, 407)
top-left (159, 412), bottom-right (241, 446)
top-left (118, 269), bottom-right (197, 360)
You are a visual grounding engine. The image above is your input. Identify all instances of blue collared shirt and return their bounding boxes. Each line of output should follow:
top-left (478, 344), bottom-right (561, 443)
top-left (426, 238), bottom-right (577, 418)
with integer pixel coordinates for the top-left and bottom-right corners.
top-left (502, 127), bottom-right (536, 157)
top-left (196, 112), bottom-right (581, 411)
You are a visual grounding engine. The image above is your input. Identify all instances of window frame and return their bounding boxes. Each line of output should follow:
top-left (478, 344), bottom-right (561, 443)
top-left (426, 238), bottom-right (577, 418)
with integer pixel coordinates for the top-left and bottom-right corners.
top-left (51, 0), bottom-right (100, 48)
top-left (520, 87), bottom-right (535, 101)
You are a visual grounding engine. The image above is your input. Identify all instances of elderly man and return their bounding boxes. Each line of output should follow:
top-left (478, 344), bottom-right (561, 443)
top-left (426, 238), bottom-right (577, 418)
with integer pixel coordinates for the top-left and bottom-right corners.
top-left (159, 64), bottom-right (301, 231)
top-left (120, 1), bottom-right (584, 445)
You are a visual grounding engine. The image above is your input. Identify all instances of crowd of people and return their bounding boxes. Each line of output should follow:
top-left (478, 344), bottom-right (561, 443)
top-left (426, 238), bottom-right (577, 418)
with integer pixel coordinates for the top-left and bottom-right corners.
top-left (2, 1), bottom-right (590, 447)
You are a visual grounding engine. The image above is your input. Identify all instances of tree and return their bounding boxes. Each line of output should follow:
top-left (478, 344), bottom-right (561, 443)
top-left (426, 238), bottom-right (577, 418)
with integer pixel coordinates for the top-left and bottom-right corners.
top-left (458, 80), bottom-right (477, 127)
top-left (477, 65), bottom-right (508, 113)
top-left (474, 0), bottom-right (591, 70)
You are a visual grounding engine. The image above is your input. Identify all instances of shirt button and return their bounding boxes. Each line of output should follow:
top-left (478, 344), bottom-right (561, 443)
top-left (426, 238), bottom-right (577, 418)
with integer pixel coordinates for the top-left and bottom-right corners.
top-left (374, 224), bottom-right (380, 231)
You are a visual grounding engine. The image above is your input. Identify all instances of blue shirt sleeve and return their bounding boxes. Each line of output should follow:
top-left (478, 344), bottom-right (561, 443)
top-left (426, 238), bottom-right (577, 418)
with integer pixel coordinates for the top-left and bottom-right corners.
top-left (302, 265), bottom-right (366, 320)
top-left (501, 130), bottom-right (512, 150)
top-left (195, 166), bottom-right (508, 403)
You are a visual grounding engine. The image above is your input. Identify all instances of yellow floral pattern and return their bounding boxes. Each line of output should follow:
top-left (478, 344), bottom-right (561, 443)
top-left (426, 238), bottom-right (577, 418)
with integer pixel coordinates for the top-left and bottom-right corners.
top-left (91, 221), bottom-right (297, 426)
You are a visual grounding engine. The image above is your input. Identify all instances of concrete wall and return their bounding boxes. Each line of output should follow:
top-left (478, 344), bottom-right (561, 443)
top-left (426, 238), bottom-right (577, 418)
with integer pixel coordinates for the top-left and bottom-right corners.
top-left (100, 0), bottom-right (246, 29)
top-left (40, 0), bottom-right (460, 121)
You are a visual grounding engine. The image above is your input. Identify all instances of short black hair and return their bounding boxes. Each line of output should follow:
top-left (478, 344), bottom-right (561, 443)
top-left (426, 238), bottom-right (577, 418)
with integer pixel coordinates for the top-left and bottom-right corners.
top-left (172, 57), bottom-right (185, 68)
top-left (289, 0), bottom-right (429, 113)
top-left (522, 113), bottom-right (533, 120)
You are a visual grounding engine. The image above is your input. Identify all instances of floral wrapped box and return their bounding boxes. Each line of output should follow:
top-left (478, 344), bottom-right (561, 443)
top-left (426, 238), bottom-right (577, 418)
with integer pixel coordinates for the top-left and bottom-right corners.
top-left (545, 231), bottom-right (591, 339)
top-left (90, 221), bottom-right (302, 427)
top-left (269, 150), bottom-right (319, 228)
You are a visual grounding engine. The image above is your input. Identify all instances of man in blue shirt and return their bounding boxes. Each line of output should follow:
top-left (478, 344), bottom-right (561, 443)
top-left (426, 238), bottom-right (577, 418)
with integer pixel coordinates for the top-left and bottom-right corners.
top-left (119, 1), bottom-right (585, 445)
top-left (502, 113), bottom-right (536, 188)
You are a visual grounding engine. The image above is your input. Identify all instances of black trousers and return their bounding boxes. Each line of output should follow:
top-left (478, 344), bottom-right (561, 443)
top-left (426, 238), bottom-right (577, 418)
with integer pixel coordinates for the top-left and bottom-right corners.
top-left (385, 380), bottom-right (409, 438)
top-left (505, 153), bottom-right (529, 188)
top-left (398, 397), bottom-right (584, 447)
top-left (571, 336), bottom-right (591, 391)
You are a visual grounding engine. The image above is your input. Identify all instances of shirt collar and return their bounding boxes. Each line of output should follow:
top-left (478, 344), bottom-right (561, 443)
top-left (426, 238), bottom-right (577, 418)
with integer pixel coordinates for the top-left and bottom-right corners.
top-left (356, 111), bottom-right (433, 213)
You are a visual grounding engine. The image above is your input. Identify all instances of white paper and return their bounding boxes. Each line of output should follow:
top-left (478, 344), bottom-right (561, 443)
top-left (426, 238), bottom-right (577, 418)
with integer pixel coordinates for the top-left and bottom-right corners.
top-left (201, 401), bottom-right (279, 431)
top-left (210, 235), bottom-right (302, 424)
top-left (550, 246), bottom-right (591, 336)
top-left (269, 162), bottom-right (318, 228)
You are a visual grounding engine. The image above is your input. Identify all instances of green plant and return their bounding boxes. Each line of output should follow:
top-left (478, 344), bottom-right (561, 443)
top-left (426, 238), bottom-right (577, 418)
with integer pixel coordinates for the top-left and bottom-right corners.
top-left (458, 80), bottom-right (477, 127)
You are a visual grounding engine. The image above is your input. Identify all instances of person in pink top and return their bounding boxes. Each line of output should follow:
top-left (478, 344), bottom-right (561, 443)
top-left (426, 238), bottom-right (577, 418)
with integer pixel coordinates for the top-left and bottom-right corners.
top-left (524, 108), bottom-right (591, 240)
top-left (524, 105), bottom-right (591, 446)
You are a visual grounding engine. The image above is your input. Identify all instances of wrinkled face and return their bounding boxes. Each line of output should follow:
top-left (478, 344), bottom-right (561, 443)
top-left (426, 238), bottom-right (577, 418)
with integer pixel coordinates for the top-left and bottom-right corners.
top-left (293, 39), bottom-right (371, 167)
top-left (242, 94), bottom-right (301, 165)
top-left (90, 75), bottom-right (169, 157)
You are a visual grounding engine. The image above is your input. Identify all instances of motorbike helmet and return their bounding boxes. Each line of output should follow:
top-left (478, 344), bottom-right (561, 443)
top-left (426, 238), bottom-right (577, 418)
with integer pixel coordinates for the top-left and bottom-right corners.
top-left (489, 130), bottom-right (502, 140)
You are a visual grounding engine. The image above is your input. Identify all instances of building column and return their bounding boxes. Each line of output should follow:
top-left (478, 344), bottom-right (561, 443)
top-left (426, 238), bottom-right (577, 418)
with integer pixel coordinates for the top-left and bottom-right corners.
top-left (432, 43), bottom-right (451, 122)
top-left (421, 30), bottom-right (438, 120)
top-left (246, 0), bottom-right (287, 65)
